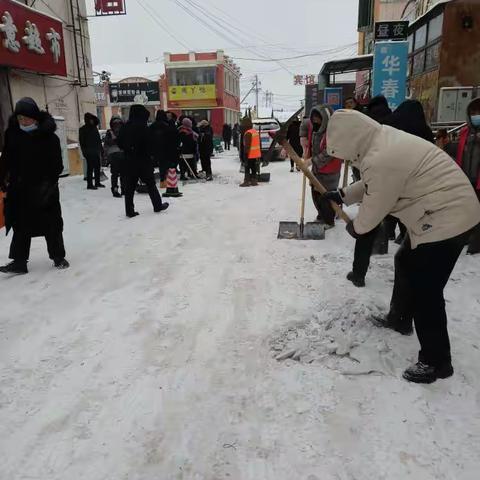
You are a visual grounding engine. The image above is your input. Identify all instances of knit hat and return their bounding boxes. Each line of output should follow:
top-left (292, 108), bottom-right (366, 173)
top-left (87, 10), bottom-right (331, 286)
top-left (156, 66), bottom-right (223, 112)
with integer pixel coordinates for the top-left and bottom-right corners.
top-left (14, 97), bottom-right (41, 121)
top-left (182, 117), bottom-right (192, 128)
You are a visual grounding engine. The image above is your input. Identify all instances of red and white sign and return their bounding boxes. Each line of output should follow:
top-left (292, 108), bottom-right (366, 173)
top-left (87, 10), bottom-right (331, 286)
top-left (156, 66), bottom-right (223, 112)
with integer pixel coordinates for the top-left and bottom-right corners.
top-left (95, 0), bottom-right (126, 15)
top-left (0, 0), bottom-right (67, 77)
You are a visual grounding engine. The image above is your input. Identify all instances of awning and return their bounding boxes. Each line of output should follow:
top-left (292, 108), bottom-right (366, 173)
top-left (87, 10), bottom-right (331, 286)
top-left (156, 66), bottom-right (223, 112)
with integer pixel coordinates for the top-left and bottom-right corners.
top-left (320, 54), bottom-right (373, 76)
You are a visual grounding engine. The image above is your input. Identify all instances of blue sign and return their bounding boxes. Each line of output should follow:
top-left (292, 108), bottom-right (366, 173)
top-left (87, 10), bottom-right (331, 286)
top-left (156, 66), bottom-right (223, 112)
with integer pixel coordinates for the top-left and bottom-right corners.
top-left (373, 41), bottom-right (409, 111)
top-left (324, 87), bottom-right (343, 111)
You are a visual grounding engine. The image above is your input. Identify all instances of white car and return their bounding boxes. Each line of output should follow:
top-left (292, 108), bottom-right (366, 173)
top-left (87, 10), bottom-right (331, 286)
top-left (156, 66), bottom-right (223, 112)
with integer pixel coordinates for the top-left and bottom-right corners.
top-left (252, 118), bottom-right (282, 160)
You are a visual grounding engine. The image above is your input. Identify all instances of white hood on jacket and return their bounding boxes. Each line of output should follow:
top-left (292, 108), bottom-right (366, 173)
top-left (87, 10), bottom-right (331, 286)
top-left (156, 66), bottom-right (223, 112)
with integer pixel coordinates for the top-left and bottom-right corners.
top-left (326, 109), bottom-right (381, 165)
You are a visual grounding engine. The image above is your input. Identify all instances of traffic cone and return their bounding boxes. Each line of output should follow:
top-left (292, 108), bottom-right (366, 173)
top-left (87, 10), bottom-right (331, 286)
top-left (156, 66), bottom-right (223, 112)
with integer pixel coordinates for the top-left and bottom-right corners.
top-left (163, 168), bottom-right (183, 197)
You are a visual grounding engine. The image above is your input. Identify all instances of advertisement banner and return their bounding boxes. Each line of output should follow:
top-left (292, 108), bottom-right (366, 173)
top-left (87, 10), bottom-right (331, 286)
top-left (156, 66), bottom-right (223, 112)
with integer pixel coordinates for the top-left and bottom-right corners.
top-left (373, 41), bottom-right (409, 110)
top-left (168, 84), bottom-right (216, 102)
top-left (109, 81), bottom-right (160, 104)
top-left (0, 0), bottom-right (67, 76)
top-left (324, 87), bottom-right (343, 111)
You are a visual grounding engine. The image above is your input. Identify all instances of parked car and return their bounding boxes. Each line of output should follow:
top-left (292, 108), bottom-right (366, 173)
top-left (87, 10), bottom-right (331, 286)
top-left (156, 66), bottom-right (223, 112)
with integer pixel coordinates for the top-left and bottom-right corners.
top-left (252, 118), bottom-right (283, 160)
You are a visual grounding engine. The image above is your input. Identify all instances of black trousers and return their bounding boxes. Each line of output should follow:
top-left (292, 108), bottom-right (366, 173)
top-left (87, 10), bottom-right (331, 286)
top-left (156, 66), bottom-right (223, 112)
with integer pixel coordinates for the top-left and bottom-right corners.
top-left (124, 171), bottom-right (162, 215)
top-left (200, 154), bottom-right (212, 177)
top-left (398, 233), bottom-right (467, 367)
top-left (85, 153), bottom-right (101, 187)
top-left (180, 156), bottom-right (197, 178)
top-left (224, 139), bottom-right (231, 150)
top-left (9, 229), bottom-right (66, 262)
top-left (311, 188), bottom-right (336, 226)
top-left (352, 225), bottom-right (380, 278)
top-left (246, 159), bottom-right (257, 180)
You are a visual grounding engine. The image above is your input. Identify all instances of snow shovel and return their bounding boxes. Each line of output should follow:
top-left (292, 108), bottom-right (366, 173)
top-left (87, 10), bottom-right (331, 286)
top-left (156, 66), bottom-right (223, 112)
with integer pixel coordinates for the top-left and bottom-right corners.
top-left (278, 173), bottom-right (326, 240)
top-left (180, 156), bottom-right (202, 183)
top-left (279, 139), bottom-right (351, 224)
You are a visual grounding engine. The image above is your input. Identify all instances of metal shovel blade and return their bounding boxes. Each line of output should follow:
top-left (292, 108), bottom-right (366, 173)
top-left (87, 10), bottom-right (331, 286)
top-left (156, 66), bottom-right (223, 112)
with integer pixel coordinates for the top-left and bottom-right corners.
top-left (302, 222), bottom-right (326, 240)
top-left (278, 222), bottom-right (300, 239)
top-left (277, 221), bottom-right (325, 240)
top-left (258, 173), bottom-right (271, 183)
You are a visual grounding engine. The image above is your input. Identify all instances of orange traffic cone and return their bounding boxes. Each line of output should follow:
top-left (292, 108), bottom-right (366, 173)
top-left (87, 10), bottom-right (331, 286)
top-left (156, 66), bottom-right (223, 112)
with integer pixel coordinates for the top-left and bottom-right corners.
top-left (163, 168), bottom-right (183, 197)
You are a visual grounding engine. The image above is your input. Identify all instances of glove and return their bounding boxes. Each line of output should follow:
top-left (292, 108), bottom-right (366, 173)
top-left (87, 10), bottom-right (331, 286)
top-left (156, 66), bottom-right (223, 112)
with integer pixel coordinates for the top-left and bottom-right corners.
top-left (346, 220), bottom-right (361, 239)
top-left (324, 189), bottom-right (344, 205)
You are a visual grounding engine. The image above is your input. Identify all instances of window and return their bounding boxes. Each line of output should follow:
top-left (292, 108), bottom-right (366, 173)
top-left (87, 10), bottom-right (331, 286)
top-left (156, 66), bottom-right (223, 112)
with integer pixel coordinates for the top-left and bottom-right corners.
top-left (412, 50), bottom-right (426, 75)
top-left (425, 42), bottom-right (441, 70)
top-left (358, 0), bottom-right (374, 30)
top-left (168, 67), bottom-right (215, 86)
top-left (414, 24), bottom-right (427, 50)
top-left (408, 34), bottom-right (413, 54)
top-left (428, 13), bottom-right (444, 42)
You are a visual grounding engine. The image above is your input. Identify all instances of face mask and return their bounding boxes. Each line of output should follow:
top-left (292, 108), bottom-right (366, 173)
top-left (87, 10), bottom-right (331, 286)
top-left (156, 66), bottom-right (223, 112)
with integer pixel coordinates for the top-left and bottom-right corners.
top-left (20, 123), bottom-right (38, 133)
top-left (471, 115), bottom-right (480, 128)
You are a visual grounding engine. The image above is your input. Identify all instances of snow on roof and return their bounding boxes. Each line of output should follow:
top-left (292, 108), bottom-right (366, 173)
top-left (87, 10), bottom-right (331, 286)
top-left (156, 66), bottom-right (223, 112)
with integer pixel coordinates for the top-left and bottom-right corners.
top-left (94, 63), bottom-right (162, 82)
top-left (409, 0), bottom-right (452, 28)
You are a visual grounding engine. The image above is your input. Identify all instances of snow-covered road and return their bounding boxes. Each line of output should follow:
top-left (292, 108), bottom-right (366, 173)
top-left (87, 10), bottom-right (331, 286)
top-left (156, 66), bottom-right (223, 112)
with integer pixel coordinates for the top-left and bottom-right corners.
top-left (1, 151), bottom-right (479, 480)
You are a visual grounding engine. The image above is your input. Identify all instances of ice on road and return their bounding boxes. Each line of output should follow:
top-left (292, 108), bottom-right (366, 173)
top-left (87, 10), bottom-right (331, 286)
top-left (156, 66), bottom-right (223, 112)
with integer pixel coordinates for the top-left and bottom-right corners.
top-left (1, 151), bottom-right (479, 480)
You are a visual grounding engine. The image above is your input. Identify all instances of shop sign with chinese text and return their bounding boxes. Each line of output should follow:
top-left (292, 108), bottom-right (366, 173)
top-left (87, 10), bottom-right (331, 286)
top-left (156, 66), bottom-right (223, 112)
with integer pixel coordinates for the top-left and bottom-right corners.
top-left (293, 74), bottom-right (317, 86)
top-left (95, 0), bottom-right (126, 16)
top-left (373, 41), bottom-right (408, 110)
top-left (374, 21), bottom-right (409, 41)
top-left (168, 84), bottom-right (216, 102)
top-left (109, 81), bottom-right (160, 104)
top-left (0, 0), bottom-right (66, 76)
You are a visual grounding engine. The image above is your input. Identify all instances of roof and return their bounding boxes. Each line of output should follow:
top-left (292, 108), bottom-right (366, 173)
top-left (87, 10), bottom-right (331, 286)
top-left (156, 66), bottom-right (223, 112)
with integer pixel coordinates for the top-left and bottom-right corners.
top-left (409, 0), bottom-right (451, 29)
top-left (320, 54), bottom-right (373, 76)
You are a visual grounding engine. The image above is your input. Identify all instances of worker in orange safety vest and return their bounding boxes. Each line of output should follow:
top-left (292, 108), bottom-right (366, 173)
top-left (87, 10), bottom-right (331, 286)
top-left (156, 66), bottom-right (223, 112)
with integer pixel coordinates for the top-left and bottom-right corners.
top-left (240, 118), bottom-right (261, 187)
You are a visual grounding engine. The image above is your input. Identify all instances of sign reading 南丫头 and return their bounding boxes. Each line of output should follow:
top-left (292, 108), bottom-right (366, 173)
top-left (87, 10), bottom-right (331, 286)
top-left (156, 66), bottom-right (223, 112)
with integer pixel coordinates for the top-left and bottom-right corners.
top-left (109, 82), bottom-right (160, 104)
top-left (373, 41), bottom-right (409, 110)
top-left (168, 84), bottom-right (216, 102)
top-left (374, 21), bottom-right (409, 41)
top-left (0, 0), bottom-right (67, 76)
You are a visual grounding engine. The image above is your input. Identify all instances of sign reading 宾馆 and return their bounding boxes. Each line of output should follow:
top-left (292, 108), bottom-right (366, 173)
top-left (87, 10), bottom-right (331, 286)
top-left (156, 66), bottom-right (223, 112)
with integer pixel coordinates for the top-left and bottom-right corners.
top-left (373, 41), bottom-right (409, 110)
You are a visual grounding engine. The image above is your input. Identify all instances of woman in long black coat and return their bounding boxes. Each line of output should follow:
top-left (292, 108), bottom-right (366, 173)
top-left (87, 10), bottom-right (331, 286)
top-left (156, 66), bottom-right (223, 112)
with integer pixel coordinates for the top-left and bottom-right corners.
top-left (117, 105), bottom-right (169, 218)
top-left (150, 110), bottom-right (179, 183)
top-left (0, 97), bottom-right (69, 274)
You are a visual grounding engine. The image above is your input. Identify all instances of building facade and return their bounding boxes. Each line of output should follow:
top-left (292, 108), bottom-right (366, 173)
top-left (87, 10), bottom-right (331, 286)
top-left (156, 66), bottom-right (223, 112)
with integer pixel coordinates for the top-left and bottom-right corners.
top-left (0, 0), bottom-right (96, 152)
top-left (162, 50), bottom-right (241, 135)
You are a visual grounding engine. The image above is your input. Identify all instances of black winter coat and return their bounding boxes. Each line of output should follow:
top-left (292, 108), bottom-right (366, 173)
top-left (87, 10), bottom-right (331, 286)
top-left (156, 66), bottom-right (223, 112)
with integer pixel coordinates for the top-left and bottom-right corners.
top-left (150, 119), bottom-right (180, 169)
top-left (179, 130), bottom-right (197, 156)
top-left (198, 127), bottom-right (214, 157)
top-left (0, 112), bottom-right (64, 237)
top-left (222, 124), bottom-right (232, 141)
top-left (117, 120), bottom-right (154, 175)
top-left (79, 113), bottom-right (103, 157)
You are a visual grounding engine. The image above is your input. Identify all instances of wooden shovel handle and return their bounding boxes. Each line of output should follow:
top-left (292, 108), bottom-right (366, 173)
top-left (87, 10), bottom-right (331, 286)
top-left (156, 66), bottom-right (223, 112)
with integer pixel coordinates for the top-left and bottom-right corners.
top-left (280, 140), bottom-right (351, 224)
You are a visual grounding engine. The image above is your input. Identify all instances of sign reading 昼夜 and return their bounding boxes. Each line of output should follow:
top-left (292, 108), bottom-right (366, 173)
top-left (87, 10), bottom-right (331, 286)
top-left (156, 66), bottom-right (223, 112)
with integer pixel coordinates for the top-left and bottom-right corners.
top-left (109, 81), bottom-right (160, 104)
top-left (373, 41), bottom-right (408, 110)
top-left (374, 21), bottom-right (409, 41)
top-left (324, 87), bottom-right (343, 111)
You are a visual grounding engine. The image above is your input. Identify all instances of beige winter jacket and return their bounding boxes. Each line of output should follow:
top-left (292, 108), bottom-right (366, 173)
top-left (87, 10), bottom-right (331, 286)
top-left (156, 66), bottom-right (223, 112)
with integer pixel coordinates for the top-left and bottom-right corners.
top-left (326, 110), bottom-right (480, 248)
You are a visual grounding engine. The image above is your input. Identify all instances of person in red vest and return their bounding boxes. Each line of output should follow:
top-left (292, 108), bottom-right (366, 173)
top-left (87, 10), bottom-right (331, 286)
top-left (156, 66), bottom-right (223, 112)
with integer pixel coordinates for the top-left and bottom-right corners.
top-left (240, 118), bottom-right (260, 187)
top-left (456, 97), bottom-right (480, 254)
top-left (308, 104), bottom-right (342, 226)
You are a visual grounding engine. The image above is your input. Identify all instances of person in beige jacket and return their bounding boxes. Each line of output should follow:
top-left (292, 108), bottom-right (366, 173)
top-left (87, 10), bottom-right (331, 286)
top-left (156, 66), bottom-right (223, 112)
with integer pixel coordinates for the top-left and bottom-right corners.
top-left (324, 109), bottom-right (480, 384)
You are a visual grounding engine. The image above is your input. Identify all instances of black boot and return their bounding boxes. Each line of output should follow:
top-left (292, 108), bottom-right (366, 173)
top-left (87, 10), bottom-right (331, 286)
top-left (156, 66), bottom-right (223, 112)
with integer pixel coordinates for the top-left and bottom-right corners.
top-left (87, 185), bottom-right (97, 190)
top-left (402, 362), bottom-right (453, 384)
top-left (126, 211), bottom-right (140, 218)
top-left (154, 202), bottom-right (169, 213)
top-left (96, 183), bottom-right (106, 188)
top-left (372, 312), bottom-right (414, 336)
top-left (346, 271), bottom-right (365, 287)
top-left (54, 258), bottom-right (70, 269)
top-left (0, 260), bottom-right (28, 275)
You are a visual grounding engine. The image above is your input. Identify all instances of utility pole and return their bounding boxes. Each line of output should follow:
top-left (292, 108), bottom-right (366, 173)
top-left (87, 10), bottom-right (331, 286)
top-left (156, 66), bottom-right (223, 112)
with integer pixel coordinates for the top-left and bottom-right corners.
top-left (253, 75), bottom-right (260, 114)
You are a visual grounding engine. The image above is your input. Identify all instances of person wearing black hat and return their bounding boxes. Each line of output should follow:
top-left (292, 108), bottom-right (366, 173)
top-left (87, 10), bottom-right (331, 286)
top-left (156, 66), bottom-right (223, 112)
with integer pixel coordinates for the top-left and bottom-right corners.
top-left (0, 97), bottom-right (69, 274)
top-left (117, 105), bottom-right (169, 218)
top-left (79, 112), bottom-right (105, 190)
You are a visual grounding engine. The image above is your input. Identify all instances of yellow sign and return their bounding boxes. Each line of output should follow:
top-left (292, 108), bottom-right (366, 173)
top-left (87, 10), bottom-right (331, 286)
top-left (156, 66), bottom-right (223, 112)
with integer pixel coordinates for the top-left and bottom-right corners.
top-left (168, 84), bottom-right (216, 101)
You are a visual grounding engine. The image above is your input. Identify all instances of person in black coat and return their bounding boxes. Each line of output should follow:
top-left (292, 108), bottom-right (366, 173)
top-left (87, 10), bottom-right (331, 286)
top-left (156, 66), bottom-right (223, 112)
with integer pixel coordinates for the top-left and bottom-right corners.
top-left (286, 118), bottom-right (302, 172)
top-left (178, 117), bottom-right (199, 180)
top-left (0, 97), bottom-right (69, 274)
top-left (117, 105), bottom-right (168, 218)
top-left (222, 123), bottom-right (232, 150)
top-left (104, 115), bottom-right (125, 198)
top-left (150, 110), bottom-right (179, 184)
top-left (79, 112), bottom-right (105, 190)
top-left (198, 120), bottom-right (214, 181)
top-left (232, 123), bottom-right (240, 149)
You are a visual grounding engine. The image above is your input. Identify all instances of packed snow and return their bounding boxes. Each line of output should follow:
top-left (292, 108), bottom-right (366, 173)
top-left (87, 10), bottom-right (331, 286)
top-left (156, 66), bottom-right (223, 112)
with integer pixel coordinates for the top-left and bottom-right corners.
top-left (1, 150), bottom-right (479, 480)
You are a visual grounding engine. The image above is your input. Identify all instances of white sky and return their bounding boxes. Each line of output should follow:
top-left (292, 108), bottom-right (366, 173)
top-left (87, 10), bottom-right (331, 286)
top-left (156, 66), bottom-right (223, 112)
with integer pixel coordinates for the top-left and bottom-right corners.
top-left (88, 0), bottom-right (359, 112)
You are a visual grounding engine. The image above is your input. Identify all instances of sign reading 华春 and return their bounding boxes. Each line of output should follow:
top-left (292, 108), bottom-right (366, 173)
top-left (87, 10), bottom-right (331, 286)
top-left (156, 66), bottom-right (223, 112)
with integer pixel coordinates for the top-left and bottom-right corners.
top-left (168, 84), bottom-right (216, 102)
top-left (0, 0), bottom-right (66, 76)
top-left (373, 41), bottom-right (409, 110)
top-left (374, 21), bottom-right (409, 41)
top-left (109, 82), bottom-right (160, 104)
